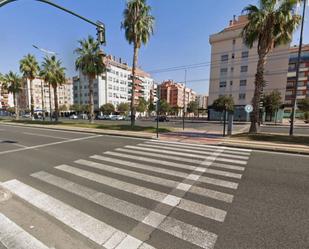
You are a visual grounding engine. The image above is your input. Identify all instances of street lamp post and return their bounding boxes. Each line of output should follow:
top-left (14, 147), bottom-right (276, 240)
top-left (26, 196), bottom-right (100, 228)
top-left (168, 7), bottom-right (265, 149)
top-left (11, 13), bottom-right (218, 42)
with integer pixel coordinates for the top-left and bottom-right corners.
top-left (290, 0), bottom-right (307, 136)
top-left (182, 69), bottom-right (187, 130)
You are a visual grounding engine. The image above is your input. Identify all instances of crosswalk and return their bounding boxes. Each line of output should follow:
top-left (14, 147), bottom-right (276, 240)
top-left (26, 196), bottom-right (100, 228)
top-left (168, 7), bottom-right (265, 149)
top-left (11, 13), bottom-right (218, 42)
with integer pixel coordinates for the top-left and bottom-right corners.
top-left (0, 139), bottom-right (252, 249)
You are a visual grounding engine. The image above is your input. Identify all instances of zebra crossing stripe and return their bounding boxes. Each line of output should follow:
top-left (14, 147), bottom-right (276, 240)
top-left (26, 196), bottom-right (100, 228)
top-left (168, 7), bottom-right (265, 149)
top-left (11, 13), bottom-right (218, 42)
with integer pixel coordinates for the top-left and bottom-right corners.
top-left (148, 140), bottom-right (252, 153)
top-left (91, 155), bottom-right (239, 190)
top-left (55, 164), bottom-right (228, 220)
top-left (210, 162), bottom-right (245, 171)
top-left (138, 143), bottom-right (250, 159)
top-left (31, 171), bottom-right (218, 249)
top-left (115, 148), bottom-right (243, 178)
top-left (106, 150), bottom-right (247, 166)
top-left (1, 179), bottom-right (144, 248)
top-left (0, 213), bottom-right (50, 249)
top-left (76, 159), bottom-right (234, 203)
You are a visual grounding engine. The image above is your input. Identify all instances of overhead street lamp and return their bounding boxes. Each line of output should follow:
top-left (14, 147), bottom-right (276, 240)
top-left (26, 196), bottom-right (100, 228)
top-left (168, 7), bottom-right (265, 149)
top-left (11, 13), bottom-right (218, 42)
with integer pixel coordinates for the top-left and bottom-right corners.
top-left (0, 0), bottom-right (106, 45)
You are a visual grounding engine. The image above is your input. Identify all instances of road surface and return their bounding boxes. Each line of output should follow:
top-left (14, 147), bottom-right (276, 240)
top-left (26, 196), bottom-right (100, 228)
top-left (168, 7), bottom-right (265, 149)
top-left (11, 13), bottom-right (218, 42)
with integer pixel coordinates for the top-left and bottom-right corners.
top-left (0, 123), bottom-right (308, 249)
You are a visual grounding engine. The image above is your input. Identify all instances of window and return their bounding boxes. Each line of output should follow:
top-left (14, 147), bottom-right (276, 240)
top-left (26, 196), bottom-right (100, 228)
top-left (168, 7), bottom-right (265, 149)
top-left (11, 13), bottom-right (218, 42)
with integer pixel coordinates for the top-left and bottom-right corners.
top-left (221, 54), bottom-right (229, 62)
top-left (239, 93), bottom-right (246, 100)
top-left (241, 51), bottom-right (249, 58)
top-left (219, 81), bottom-right (227, 88)
top-left (240, 80), bottom-right (247, 86)
top-left (230, 81), bottom-right (233, 86)
top-left (232, 53), bottom-right (235, 59)
top-left (231, 67), bottom-right (234, 72)
top-left (241, 66), bottom-right (248, 72)
top-left (220, 68), bottom-right (228, 73)
top-left (232, 39), bottom-right (236, 45)
top-left (108, 84), bottom-right (113, 90)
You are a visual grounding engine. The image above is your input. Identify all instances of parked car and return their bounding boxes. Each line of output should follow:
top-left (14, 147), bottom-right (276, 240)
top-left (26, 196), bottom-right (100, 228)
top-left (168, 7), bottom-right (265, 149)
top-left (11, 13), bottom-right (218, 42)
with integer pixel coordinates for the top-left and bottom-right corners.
top-left (111, 115), bottom-right (124, 121)
top-left (155, 116), bottom-right (169, 122)
top-left (79, 114), bottom-right (88, 120)
top-left (22, 113), bottom-right (31, 119)
top-left (69, 114), bottom-right (78, 119)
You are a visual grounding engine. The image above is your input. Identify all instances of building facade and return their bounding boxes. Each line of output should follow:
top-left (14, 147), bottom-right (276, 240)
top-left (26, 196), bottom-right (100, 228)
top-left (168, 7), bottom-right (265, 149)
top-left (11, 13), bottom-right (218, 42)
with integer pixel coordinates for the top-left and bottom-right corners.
top-left (208, 15), bottom-right (290, 121)
top-left (73, 55), bottom-right (154, 110)
top-left (18, 77), bottom-right (73, 113)
top-left (284, 44), bottom-right (309, 118)
top-left (159, 80), bottom-right (197, 115)
top-left (197, 94), bottom-right (208, 109)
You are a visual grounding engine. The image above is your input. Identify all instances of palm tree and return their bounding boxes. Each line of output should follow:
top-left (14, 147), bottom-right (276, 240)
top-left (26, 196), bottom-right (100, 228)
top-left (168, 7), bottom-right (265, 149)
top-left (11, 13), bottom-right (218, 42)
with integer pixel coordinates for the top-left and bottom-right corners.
top-left (121, 0), bottom-right (155, 127)
top-left (40, 55), bottom-right (66, 122)
top-left (20, 54), bottom-right (39, 119)
top-left (3, 71), bottom-right (22, 120)
top-left (242, 0), bottom-right (301, 133)
top-left (75, 36), bottom-right (105, 123)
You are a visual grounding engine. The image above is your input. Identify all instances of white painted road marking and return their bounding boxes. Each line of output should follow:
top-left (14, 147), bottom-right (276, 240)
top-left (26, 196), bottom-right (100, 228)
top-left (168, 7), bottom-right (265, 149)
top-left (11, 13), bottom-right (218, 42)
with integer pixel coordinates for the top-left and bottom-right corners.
top-left (32, 171), bottom-right (218, 248)
top-left (0, 213), bottom-right (50, 249)
top-left (23, 132), bottom-right (69, 140)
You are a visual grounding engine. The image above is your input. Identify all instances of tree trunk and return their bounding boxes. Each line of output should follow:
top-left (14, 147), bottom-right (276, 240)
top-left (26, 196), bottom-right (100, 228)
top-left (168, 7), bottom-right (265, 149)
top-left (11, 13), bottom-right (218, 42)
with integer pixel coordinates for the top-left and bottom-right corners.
top-left (88, 76), bottom-right (95, 124)
top-left (13, 93), bottom-right (19, 120)
top-left (49, 83), bottom-right (52, 121)
top-left (131, 44), bottom-right (139, 127)
top-left (29, 78), bottom-right (34, 120)
top-left (53, 85), bottom-right (59, 122)
top-left (249, 52), bottom-right (266, 134)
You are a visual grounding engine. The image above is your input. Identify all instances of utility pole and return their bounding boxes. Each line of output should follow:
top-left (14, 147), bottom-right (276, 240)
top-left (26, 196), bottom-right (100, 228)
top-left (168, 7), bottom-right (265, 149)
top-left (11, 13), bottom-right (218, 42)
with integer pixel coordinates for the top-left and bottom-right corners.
top-left (290, 0), bottom-right (307, 136)
top-left (182, 69), bottom-right (187, 130)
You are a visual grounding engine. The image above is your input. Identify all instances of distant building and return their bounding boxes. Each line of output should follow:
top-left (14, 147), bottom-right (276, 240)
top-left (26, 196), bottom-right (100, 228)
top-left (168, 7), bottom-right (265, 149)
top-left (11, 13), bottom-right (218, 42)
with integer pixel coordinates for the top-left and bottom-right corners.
top-left (0, 87), bottom-right (14, 111)
top-left (208, 15), bottom-right (290, 121)
top-left (19, 77), bottom-right (73, 113)
top-left (197, 94), bottom-right (208, 109)
top-left (73, 54), bottom-right (154, 110)
top-left (284, 44), bottom-right (309, 118)
top-left (159, 80), bottom-right (197, 115)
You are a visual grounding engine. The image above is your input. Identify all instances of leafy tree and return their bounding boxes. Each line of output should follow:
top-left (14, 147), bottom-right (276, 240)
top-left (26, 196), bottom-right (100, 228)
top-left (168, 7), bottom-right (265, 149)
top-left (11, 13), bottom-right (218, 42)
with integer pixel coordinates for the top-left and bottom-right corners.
top-left (298, 98), bottom-right (309, 112)
top-left (7, 107), bottom-right (15, 114)
top-left (212, 95), bottom-right (234, 113)
top-left (136, 97), bottom-right (147, 113)
top-left (3, 71), bottom-right (22, 120)
top-left (121, 0), bottom-right (155, 127)
top-left (70, 104), bottom-right (82, 113)
top-left (262, 90), bottom-right (282, 120)
top-left (59, 104), bottom-right (68, 112)
top-left (100, 103), bottom-right (115, 115)
top-left (20, 54), bottom-right (39, 118)
top-left (148, 101), bottom-right (155, 116)
top-left (242, 0), bottom-right (301, 133)
top-left (75, 36), bottom-right (105, 123)
top-left (158, 100), bottom-right (170, 115)
top-left (40, 55), bottom-right (66, 122)
top-left (117, 102), bottom-right (130, 114)
top-left (187, 101), bottom-right (199, 115)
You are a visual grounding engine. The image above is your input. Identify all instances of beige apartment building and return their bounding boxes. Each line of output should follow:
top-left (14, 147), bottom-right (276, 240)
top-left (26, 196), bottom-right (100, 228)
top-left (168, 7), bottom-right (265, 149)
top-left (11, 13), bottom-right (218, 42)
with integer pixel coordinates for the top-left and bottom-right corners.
top-left (19, 77), bottom-right (73, 114)
top-left (208, 15), bottom-right (290, 120)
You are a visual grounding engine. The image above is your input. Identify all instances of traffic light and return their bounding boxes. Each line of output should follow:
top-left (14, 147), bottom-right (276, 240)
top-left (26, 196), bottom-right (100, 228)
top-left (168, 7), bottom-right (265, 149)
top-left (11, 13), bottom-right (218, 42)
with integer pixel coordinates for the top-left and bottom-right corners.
top-left (96, 21), bottom-right (105, 45)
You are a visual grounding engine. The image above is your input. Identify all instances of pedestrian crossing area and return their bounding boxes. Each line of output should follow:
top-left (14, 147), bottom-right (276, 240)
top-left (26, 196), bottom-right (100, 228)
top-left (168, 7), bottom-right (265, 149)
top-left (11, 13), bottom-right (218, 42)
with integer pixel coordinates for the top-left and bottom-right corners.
top-left (0, 140), bottom-right (252, 249)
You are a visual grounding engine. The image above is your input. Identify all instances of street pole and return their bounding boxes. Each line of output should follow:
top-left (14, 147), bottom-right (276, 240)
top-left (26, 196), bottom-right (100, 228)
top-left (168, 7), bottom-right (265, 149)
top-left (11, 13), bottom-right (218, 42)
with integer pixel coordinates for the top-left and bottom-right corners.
top-left (182, 69), bottom-right (187, 130)
top-left (223, 107), bottom-right (227, 137)
top-left (290, 0), bottom-right (307, 136)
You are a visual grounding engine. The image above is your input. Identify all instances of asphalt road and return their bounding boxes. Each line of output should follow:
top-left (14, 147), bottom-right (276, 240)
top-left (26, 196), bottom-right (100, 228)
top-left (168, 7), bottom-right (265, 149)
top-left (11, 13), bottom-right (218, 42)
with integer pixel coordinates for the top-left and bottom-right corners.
top-left (0, 123), bottom-right (308, 249)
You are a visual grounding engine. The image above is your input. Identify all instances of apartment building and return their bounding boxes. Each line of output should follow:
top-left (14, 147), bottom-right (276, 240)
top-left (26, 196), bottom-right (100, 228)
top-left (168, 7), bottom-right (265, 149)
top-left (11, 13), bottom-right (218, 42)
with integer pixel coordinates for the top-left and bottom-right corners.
top-left (73, 55), bottom-right (154, 110)
top-left (208, 15), bottom-right (290, 121)
top-left (19, 77), bottom-right (73, 113)
top-left (159, 80), bottom-right (197, 114)
top-left (0, 87), bottom-right (14, 111)
top-left (284, 44), bottom-right (309, 117)
top-left (197, 94), bottom-right (208, 109)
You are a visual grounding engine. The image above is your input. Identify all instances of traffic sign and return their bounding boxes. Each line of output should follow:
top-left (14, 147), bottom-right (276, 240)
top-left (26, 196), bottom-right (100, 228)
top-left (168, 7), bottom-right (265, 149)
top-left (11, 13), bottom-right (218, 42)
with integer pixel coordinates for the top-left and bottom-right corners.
top-left (245, 104), bottom-right (253, 113)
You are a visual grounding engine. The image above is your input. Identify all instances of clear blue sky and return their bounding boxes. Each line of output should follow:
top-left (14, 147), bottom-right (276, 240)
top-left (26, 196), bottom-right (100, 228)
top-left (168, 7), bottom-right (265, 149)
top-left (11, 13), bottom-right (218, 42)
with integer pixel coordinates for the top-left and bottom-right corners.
top-left (0, 0), bottom-right (308, 95)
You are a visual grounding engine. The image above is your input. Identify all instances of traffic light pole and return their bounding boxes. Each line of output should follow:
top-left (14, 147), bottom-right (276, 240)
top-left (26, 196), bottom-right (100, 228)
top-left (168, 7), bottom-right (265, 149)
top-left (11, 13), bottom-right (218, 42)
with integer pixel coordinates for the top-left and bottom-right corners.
top-left (0, 0), bottom-right (105, 44)
top-left (290, 0), bottom-right (307, 136)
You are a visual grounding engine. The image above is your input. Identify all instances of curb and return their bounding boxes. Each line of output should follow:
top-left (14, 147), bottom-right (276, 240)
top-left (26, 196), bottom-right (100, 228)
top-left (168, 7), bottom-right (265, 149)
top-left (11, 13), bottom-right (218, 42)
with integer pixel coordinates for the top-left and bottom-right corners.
top-left (219, 142), bottom-right (309, 155)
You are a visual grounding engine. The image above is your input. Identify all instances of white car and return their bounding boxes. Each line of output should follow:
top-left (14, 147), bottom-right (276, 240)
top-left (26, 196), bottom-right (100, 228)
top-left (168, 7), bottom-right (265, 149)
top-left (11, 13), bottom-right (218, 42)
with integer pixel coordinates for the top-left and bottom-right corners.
top-left (69, 114), bottom-right (78, 119)
top-left (111, 115), bottom-right (124, 121)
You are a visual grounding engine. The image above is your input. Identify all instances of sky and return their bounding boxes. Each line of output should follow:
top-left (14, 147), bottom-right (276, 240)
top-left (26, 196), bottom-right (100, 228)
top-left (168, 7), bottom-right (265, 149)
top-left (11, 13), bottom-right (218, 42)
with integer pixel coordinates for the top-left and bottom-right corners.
top-left (0, 0), bottom-right (308, 95)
